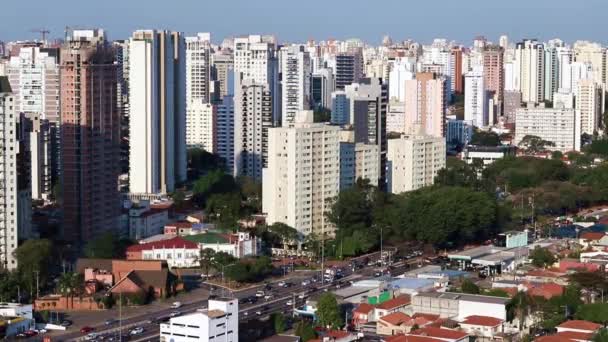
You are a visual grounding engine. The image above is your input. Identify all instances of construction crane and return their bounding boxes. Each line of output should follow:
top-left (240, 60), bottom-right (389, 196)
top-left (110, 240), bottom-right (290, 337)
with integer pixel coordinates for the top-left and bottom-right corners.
top-left (30, 28), bottom-right (50, 42)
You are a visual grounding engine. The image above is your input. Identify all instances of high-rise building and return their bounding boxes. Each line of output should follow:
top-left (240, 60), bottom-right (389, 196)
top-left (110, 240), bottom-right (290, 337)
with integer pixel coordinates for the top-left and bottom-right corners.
top-left (113, 40), bottom-right (131, 176)
top-left (186, 33), bottom-right (211, 104)
top-left (503, 90), bottom-right (522, 124)
top-left (465, 67), bottom-right (489, 127)
top-left (557, 46), bottom-right (574, 91)
top-left (482, 46), bottom-right (504, 102)
top-left (573, 41), bottom-right (606, 86)
top-left (211, 52), bottom-right (234, 99)
top-left (450, 47), bottom-right (464, 94)
top-left (6, 43), bottom-right (59, 200)
top-left (576, 80), bottom-right (605, 136)
top-left (186, 102), bottom-right (216, 152)
top-left (387, 134), bottom-right (446, 194)
top-left (338, 129), bottom-right (379, 190)
top-left (280, 45), bottom-right (311, 124)
top-left (515, 39), bottom-right (545, 103)
top-left (515, 103), bottom-right (580, 152)
top-left (446, 119), bottom-right (474, 148)
top-left (311, 67), bottom-right (334, 111)
top-left (335, 51), bottom-right (363, 90)
top-left (0, 77), bottom-right (26, 269)
top-left (129, 30), bottom-right (186, 196)
top-left (217, 96), bottom-right (234, 174)
top-left (403, 73), bottom-right (447, 137)
top-left (263, 111), bottom-right (340, 237)
top-left (543, 44), bottom-right (560, 101)
top-left (386, 101), bottom-right (406, 134)
top-left (20, 113), bottom-right (51, 201)
top-left (60, 29), bottom-right (119, 243)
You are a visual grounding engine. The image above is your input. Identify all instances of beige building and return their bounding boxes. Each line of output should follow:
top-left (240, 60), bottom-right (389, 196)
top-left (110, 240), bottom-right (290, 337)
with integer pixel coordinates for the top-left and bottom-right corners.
top-left (515, 103), bottom-right (580, 152)
top-left (339, 130), bottom-right (379, 190)
top-left (403, 73), bottom-right (446, 138)
top-left (573, 41), bottom-right (607, 86)
top-left (576, 80), bottom-right (605, 136)
top-left (387, 134), bottom-right (446, 194)
top-left (186, 101), bottom-right (216, 152)
top-left (263, 111), bottom-right (340, 237)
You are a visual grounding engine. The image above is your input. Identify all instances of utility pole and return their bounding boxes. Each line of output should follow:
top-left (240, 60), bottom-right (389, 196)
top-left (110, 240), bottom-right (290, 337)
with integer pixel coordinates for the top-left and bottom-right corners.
top-left (35, 270), bottom-right (40, 299)
top-left (119, 292), bottom-right (122, 342)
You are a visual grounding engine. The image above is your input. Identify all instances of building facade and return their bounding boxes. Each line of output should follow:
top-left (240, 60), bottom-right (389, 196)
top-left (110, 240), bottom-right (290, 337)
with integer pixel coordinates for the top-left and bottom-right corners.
top-left (515, 103), bottom-right (580, 152)
top-left (185, 33), bottom-right (211, 104)
top-left (465, 67), bottom-right (489, 127)
top-left (186, 102), bottom-right (216, 152)
top-left (280, 45), bottom-right (311, 124)
top-left (403, 73), bottom-right (447, 138)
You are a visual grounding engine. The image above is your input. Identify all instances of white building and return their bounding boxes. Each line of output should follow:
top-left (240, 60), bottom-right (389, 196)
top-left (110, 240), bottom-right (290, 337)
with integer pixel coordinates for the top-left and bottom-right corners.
top-left (217, 96), bottom-right (234, 174)
top-left (263, 111), bottom-right (340, 237)
top-left (128, 236), bottom-right (200, 268)
top-left (185, 33), bottom-right (211, 104)
top-left (186, 101), bottom-right (216, 152)
top-left (126, 202), bottom-right (170, 240)
top-left (576, 80), bottom-right (605, 136)
top-left (129, 30), bottom-right (186, 196)
top-left (387, 134), bottom-right (446, 194)
top-left (515, 39), bottom-right (545, 103)
top-left (280, 45), bottom-right (311, 124)
top-left (464, 67), bottom-right (489, 127)
top-left (515, 103), bottom-right (580, 152)
top-left (160, 298), bottom-right (238, 342)
top-left (387, 101), bottom-right (406, 134)
top-left (461, 146), bottom-right (517, 168)
top-left (0, 77), bottom-right (20, 269)
top-left (412, 292), bottom-right (508, 321)
top-left (339, 130), bottom-right (380, 190)
top-left (183, 231), bottom-right (258, 259)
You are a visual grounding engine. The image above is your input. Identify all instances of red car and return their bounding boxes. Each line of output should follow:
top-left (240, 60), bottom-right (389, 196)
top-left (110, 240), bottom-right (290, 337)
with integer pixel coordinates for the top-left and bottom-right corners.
top-left (80, 326), bottom-right (95, 334)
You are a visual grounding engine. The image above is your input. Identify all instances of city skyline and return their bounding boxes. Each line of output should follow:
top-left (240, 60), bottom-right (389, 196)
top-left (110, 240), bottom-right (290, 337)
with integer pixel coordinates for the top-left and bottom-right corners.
top-left (1, 0), bottom-right (606, 44)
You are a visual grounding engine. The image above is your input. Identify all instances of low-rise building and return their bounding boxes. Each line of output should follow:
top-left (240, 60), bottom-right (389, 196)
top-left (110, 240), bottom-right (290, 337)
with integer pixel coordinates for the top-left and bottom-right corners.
top-left (461, 145), bottom-right (516, 168)
top-left (374, 295), bottom-right (411, 320)
top-left (377, 312), bottom-right (414, 336)
top-left (183, 231), bottom-right (258, 258)
top-left (126, 237), bottom-right (200, 268)
top-left (556, 320), bottom-right (601, 334)
top-left (352, 303), bottom-right (375, 327)
top-left (459, 315), bottom-right (504, 339)
top-left (409, 327), bottom-right (469, 342)
top-left (160, 298), bottom-right (238, 342)
top-left (121, 200), bottom-right (171, 240)
top-left (412, 292), bottom-right (508, 321)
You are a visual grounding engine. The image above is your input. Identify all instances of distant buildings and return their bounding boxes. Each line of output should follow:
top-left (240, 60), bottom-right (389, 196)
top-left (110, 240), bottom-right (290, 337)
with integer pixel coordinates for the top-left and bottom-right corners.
top-left (339, 130), bottom-right (380, 190)
top-left (186, 102), bottom-right (216, 152)
top-left (404, 73), bottom-right (447, 138)
top-left (515, 102), bottom-right (580, 152)
top-left (461, 145), bottom-right (517, 168)
top-left (514, 39), bottom-right (545, 104)
top-left (280, 45), bottom-right (311, 124)
top-left (387, 134), bottom-right (446, 194)
top-left (185, 33), bottom-right (212, 104)
top-left (464, 67), bottom-right (489, 127)
top-left (129, 30), bottom-right (187, 197)
top-left (446, 119), bottom-right (474, 148)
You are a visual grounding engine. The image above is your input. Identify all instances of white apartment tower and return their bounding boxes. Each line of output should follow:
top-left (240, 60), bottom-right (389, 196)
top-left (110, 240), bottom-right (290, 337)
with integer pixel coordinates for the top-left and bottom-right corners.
top-left (576, 80), bottom-right (605, 136)
top-left (280, 45), bottom-right (311, 124)
top-left (387, 134), bottom-right (446, 194)
top-left (186, 33), bottom-right (212, 104)
top-left (263, 111), bottom-right (340, 237)
top-left (129, 30), bottom-right (186, 196)
top-left (0, 78), bottom-right (20, 269)
top-left (515, 39), bottom-right (545, 103)
top-left (186, 102), bottom-right (216, 152)
top-left (464, 67), bottom-right (489, 127)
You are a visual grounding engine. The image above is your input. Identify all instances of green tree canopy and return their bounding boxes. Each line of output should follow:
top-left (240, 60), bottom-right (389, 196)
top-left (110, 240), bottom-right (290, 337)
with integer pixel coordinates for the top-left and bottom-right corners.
top-left (294, 320), bottom-right (316, 342)
top-left (576, 303), bottom-right (608, 324)
top-left (460, 279), bottom-right (480, 294)
top-left (84, 232), bottom-right (132, 259)
top-left (518, 135), bottom-right (555, 154)
top-left (470, 130), bottom-right (501, 146)
top-left (316, 293), bottom-right (343, 329)
top-left (435, 157), bottom-right (481, 189)
top-left (271, 312), bottom-right (286, 334)
top-left (15, 239), bottom-right (53, 287)
top-left (529, 247), bottom-right (557, 268)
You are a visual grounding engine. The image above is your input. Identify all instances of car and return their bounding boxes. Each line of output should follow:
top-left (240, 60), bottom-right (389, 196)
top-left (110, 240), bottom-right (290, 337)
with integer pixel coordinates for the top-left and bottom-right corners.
top-left (24, 330), bottom-right (38, 337)
top-left (243, 311), bottom-right (249, 316)
top-left (247, 296), bottom-right (258, 304)
top-left (256, 310), bottom-right (263, 315)
top-left (264, 294), bottom-right (274, 300)
top-left (84, 333), bottom-right (98, 340)
top-left (170, 311), bottom-right (181, 317)
top-left (298, 293), bottom-right (306, 299)
top-left (301, 280), bottom-right (311, 286)
top-left (171, 301), bottom-right (182, 309)
top-left (374, 271), bottom-right (382, 277)
top-left (60, 320), bottom-right (73, 327)
top-left (81, 326), bottom-right (95, 334)
top-left (264, 284), bottom-right (272, 291)
top-left (35, 329), bottom-right (47, 334)
top-left (277, 281), bottom-right (286, 287)
top-left (130, 327), bottom-right (144, 335)
top-left (286, 300), bottom-right (293, 306)
top-left (255, 290), bottom-right (265, 297)
top-left (105, 318), bottom-right (118, 325)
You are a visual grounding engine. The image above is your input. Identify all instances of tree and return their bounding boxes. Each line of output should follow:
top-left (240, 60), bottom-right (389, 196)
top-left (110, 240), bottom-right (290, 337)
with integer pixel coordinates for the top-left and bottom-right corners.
top-left (460, 279), bottom-right (480, 294)
top-left (170, 190), bottom-right (186, 207)
top-left (271, 312), bottom-right (286, 334)
top-left (294, 320), bottom-right (316, 342)
top-left (56, 272), bottom-right (82, 296)
top-left (435, 157), bottom-right (480, 189)
top-left (484, 289), bottom-right (510, 298)
top-left (529, 247), bottom-right (556, 268)
top-left (192, 169), bottom-right (238, 206)
top-left (188, 148), bottom-right (226, 180)
top-left (470, 130), bottom-right (501, 146)
top-left (14, 239), bottom-right (53, 290)
top-left (576, 303), bottom-right (608, 324)
top-left (238, 176), bottom-right (262, 212)
top-left (268, 223), bottom-right (299, 250)
top-left (84, 232), bottom-right (131, 259)
top-left (0, 271), bottom-right (25, 303)
top-left (507, 291), bottom-right (534, 331)
top-left (518, 135), bottom-right (555, 154)
top-left (205, 192), bottom-right (242, 230)
top-left (593, 328), bottom-right (608, 342)
top-left (197, 248), bottom-right (216, 276)
top-left (552, 151), bottom-right (564, 160)
top-left (316, 293), bottom-right (343, 329)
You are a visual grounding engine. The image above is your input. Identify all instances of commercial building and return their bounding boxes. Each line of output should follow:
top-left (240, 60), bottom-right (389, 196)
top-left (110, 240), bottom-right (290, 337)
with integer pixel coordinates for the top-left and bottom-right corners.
top-left (60, 29), bottom-right (119, 243)
top-left (263, 111), bottom-right (340, 237)
top-left (160, 298), bottom-right (238, 342)
top-left (211, 51), bottom-right (234, 99)
top-left (335, 51), bottom-right (363, 90)
top-left (515, 103), bottom-right (580, 152)
top-left (186, 102), bottom-right (216, 152)
top-left (311, 67), bottom-right (334, 111)
top-left (280, 45), bottom-right (311, 124)
top-left (129, 30), bottom-right (187, 196)
top-left (404, 73), bottom-right (447, 138)
top-left (446, 119), bottom-right (474, 149)
top-left (331, 90), bottom-right (349, 125)
top-left (387, 134), bottom-right (446, 194)
top-left (496, 230), bottom-right (529, 248)
top-left (185, 33), bottom-right (211, 104)
top-left (464, 67), bottom-right (489, 127)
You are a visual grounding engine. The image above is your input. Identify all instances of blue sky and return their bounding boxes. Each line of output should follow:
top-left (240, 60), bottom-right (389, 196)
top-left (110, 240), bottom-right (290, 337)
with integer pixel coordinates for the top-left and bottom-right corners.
top-left (2, 0), bottom-right (605, 45)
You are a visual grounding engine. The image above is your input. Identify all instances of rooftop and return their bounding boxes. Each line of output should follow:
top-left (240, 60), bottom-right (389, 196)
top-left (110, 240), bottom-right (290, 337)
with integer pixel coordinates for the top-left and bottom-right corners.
top-left (385, 335), bottom-right (444, 342)
top-left (380, 312), bottom-right (412, 326)
top-left (411, 327), bottom-right (469, 340)
top-left (414, 292), bottom-right (509, 305)
top-left (377, 295), bottom-right (411, 310)
top-left (353, 303), bottom-right (375, 315)
top-left (184, 232), bottom-right (230, 244)
top-left (461, 315), bottom-right (503, 327)
top-left (557, 320), bottom-right (601, 332)
top-left (126, 236), bottom-right (199, 252)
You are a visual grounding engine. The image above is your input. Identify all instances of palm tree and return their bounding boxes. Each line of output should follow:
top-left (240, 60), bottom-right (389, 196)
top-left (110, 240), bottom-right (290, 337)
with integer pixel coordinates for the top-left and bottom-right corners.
top-left (57, 272), bottom-right (82, 297)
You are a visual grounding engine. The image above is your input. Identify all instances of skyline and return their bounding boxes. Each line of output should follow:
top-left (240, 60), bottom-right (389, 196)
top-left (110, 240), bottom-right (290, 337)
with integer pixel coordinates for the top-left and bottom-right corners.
top-left (2, 0), bottom-right (607, 44)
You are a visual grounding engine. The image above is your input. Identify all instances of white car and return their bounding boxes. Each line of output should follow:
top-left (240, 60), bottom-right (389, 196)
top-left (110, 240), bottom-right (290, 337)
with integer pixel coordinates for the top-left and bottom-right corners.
top-left (286, 300), bottom-right (293, 306)
top-left (277, 281), bottom-right (286, 287)
top-left (85, 333), bottom-right (98, 341)
top-left (255, 290), bottom-right (265, 297)
top-left (256, 310), bottom-right (262, 315)
top-left (171, 301), bottom-right (182, 309)
top-left (170, 311), bottom-right (181, 317)
top-left (264, 294), bottom-right (274, 300)
top-left (130, 327), bottom-right (144, 335)
top-left (298, 293), bottom-right (306, 299)
top-left (301, 280), bottom-right (311, 286)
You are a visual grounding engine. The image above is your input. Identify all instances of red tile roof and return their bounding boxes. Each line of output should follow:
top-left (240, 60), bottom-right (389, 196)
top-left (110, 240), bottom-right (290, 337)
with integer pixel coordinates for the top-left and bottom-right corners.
top-left (165, 221), bottom-right (193, 228)
top-left (556, 331), bottom-right (594, 340)
top-left (461, 315), bottom-right (503, 327)
top-left (411, 327), bottom-right (469, 340)
top-left (580, 232), bottom-right (605, 241)
top-left (385, 335), bottom-right (444, 342)
top-left (126, 236), bottom-right (199, 252)
top-left (527, 282), bottom-right (564, 299)
top-left (557, 320), bottom-right (601, 332)
top-left (536, 335), bottom-right (579, 342)
top-left (377, 295), bottom-right (411, 310)
top-left (380, 312), bottom-right (412, 326)
top-left (353, 303), bottom-right (375, 315)
top-left (413, 313), bottom-right (441, 322)
top-left (326, 330), bottom-right (351, 339)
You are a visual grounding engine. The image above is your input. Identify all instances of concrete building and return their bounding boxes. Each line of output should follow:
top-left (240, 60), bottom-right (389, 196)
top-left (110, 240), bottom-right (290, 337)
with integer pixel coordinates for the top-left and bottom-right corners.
top-left (573, 41), bottom-right (606, 86)
top-left (263, 111), bottom-right (340, 237)
top-left (496, 231), bottom-right (529, 248)
top-left (339, 130), bottom-right (380, 190)
top-left (465, 67), bottom-right (489, 127)
top-left (126, 237), bottom-right (199, 268)
top-left (331, 90), bottom-right (350, 125)
top-left (387, 101), bottom-right (406, 134)
top-left (211, 51), bottom-right (234, 99)
top-left (60, 29), bottom-right (119, 243)
top-left (446, 119), bottom-right (474, 148)
top-left (461, 145), bottom-right (517, 168)
top-left (483, 45), bottom-right (504, 114)
top-left (553, 91), bottom-right (575, 109)
top-left (388, 59), bottom-right (415, 102)
top-left (185, 33), bottom-right (211, 104)
top-left (387, 134), bottom-right (446, 194)
top-left (576, 80), bottom-right (605, 136)
top-left (503, 90), bottom-right (522, 124)
top-left (311, 67), bottom-right (334, 111)
top-left (113, 40), bottom-right (131, 177)
top-left (160, 298), bottom-right (238, 342)
top-left (451, 47), bottom-right (464, 94)
top-left (186, 102), bottom-right (216, 152)
top-left (515, 103), bottom-right (580, 152)
top-left (404, 73), bottom-right (447, 138)
top-left (129, 30), bottom-right (187, 196)
top-left (412, 292), bottom-right (509, 321)
top-left (280, 45), bottom-right (311, 124)
top-left (217, 96), bottom-right (234, 174)
top-left (335, 51), bottom-right (363, 90)
top-left (515, 39), bottom-right (545, 103)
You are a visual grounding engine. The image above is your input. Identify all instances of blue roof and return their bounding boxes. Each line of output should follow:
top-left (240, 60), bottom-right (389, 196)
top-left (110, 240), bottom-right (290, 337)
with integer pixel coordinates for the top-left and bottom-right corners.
top-left (389, 277), bottom-right (435, 290)
top-left (425, 270), bottom-right (470, 278)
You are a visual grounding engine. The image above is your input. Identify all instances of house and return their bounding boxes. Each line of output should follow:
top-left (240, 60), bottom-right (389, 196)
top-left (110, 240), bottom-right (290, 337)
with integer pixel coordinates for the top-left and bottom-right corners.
top-left (409, 327), bottom-right (469, 342)
top-left (311, 330), bottom-right (358, 342)
top-left (377, 312), bottom-right (413, 336)
top-left (578, 232), bottom-right (605, 248)
top-left (556, 320), bottom-right (601, 334)
top-left (558, 259), bottom-right (602, 273)
top-left (384, 335), bottom-right (444, 342)
top-left (524, 282), bottom-right (565, 300)
top-left (536, 330), bottom-right (596, 342)
top-left (352, 303), bottom-right (375, 327)
top-left (108, 269), bottom-right (176, 299)
top-left (459, 315), bottom-right (503, 338)
top-left (126, 236), bottom-right (200, 268)
top-left (375, 295), bottom-right (411, 319)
